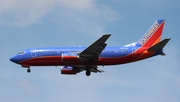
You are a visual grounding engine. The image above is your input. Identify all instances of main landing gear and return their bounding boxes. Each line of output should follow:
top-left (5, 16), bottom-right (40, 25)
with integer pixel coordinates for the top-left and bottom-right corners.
top-left (86, 63), bottom-right (91, 76)
top-left (86, 71), bottom-right (91, 76)
top-left (27, 68), bottom-right (31, 73)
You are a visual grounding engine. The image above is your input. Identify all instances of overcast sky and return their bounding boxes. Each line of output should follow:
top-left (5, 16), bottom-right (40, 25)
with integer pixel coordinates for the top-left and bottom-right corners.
top-left (0, 0), bottom-right (180, 102)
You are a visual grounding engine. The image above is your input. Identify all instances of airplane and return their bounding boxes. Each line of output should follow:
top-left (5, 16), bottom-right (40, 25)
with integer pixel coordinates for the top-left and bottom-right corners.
top-left (10, 19), bottom-right (170, 76)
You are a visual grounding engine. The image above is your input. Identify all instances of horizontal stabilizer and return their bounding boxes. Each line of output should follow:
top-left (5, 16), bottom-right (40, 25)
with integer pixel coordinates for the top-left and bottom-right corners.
top-left (148, 38), bottom-right (171, 51)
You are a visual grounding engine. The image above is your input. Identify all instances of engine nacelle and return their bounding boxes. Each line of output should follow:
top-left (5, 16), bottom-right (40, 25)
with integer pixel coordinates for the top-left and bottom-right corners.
top-left (61, 66), bottom-right (80, 75)
top-left (61, 53), bottom-right (80, 62)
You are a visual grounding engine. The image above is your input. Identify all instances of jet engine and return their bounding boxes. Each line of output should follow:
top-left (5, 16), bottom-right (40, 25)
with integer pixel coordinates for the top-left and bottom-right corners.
top-left (61, 53), bottom-right (80, 62)
top-left (61, 66), bottom-right (81, 75)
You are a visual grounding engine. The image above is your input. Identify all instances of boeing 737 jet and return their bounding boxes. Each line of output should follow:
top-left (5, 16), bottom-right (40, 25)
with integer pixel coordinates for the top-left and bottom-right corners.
top-left (10, 19), bottom-right (170, 76)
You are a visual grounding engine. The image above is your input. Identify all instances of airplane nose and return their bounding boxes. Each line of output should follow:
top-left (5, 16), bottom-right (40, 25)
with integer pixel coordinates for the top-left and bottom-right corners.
top-left (10, 56), bottom-right (17, 63)
top-left (10, 55), bottom-right (23, 63)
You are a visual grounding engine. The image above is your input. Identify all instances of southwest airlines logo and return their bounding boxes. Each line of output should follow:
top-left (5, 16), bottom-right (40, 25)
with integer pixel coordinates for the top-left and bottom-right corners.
top-left (139, 22), bottom-right (160, 45)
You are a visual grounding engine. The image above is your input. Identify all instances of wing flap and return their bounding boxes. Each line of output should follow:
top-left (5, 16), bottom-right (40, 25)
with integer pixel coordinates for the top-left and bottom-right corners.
top-left (72, 65), bottom-right (104, 73)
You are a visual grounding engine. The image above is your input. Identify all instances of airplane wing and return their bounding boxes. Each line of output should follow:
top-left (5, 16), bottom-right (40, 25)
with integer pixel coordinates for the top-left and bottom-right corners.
top-left (79, 34), bottom-right (111, 61)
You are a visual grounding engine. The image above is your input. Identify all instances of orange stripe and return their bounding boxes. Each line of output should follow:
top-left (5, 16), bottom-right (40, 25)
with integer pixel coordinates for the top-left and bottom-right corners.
top-left (132, 35), bottom-right (162, 61)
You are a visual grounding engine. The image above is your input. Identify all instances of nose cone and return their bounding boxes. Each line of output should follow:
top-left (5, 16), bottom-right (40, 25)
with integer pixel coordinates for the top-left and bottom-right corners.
top-left (10, 55), bottom-right (23, 64)
top-left (10, 56), bottom-right (18, 63)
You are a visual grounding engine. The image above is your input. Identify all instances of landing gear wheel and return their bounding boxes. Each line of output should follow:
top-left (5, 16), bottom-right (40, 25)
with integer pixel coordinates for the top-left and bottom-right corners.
top-left (86, 71), bottom-right (91, 76)
top-left (27, 68), bottom-right (31, 73)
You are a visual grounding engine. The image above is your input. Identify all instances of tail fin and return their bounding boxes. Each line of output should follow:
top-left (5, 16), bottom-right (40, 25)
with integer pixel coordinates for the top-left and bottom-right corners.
top-left (137, 20), bottom-right (165, 47)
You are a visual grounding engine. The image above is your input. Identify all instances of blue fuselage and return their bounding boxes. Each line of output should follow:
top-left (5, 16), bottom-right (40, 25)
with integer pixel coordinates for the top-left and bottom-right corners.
top-left (10, 46), bottom-right (162, 67)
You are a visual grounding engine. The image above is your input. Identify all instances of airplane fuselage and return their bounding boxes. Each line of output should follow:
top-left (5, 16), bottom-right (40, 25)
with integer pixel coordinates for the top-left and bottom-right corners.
top-left (10, 46), bottom-right (162, 67)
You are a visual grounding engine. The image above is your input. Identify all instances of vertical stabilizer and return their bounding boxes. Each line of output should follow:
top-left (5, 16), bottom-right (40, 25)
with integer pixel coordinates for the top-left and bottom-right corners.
top-left (137, 20), bottom-right (165, 47)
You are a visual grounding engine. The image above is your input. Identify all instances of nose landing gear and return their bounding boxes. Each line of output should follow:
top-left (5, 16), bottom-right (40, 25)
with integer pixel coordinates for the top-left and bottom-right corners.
top-left (27, 68), bottom-right (31, 73)
top-left (21, 65), bottom-right (31, 73)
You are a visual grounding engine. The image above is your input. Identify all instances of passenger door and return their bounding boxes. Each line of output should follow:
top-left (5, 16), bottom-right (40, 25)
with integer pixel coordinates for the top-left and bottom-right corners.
top-left (31, 49), bottom-right (36, 57)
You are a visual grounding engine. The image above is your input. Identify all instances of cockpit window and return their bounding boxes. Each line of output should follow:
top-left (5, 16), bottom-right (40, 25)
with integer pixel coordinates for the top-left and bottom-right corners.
top-left (18, 51), bottom-right (25, 55)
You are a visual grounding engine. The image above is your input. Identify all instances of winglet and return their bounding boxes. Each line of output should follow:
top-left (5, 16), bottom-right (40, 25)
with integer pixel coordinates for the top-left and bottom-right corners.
top-left (148, 38), bottom-right (171, 51)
